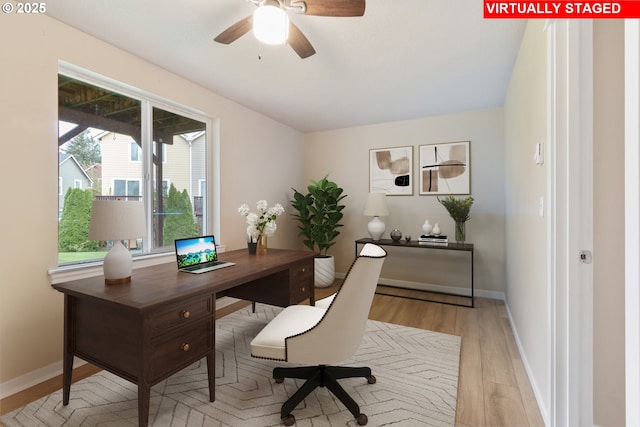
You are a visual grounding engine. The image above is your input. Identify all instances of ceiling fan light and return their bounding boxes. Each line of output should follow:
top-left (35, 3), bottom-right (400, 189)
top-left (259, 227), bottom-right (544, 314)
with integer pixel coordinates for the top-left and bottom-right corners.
top-left (253, 5), bottom-right (289, 45)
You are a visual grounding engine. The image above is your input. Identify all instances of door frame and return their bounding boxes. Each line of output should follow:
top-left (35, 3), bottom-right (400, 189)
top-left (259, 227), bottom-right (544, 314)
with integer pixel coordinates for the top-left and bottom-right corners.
top-left (625, 19), bottom-right (640, 427)
top-left (547, 19), bottom-right (594, 427)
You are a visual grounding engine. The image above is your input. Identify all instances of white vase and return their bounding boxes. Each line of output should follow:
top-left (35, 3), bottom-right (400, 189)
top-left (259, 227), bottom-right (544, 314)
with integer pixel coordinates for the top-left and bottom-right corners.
top-left (422, 220), bottom-right (433, 235)
top-left (314, 255), bottom-right (335, 288)
top-left (432, 223), bottom-right (441, 236)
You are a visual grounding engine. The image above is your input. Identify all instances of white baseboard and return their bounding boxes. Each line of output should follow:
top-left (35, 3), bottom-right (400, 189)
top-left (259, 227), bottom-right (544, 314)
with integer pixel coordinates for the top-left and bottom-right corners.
top-left (335, 273), bottom-right (505, 301)
top-left (0, 358), bottom-right (87, 400)
top-left (503, 301), bottom-right (550, 427)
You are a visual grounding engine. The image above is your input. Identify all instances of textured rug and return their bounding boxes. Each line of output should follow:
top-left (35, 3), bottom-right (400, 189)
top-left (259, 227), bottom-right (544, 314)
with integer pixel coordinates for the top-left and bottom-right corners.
top-left (0, 305), bottom-right (461, 426)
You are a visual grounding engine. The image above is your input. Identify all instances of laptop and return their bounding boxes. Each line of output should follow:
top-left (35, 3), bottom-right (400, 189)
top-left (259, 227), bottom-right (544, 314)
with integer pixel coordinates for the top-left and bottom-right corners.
top-left (175, 235), bottom-right (235, 274)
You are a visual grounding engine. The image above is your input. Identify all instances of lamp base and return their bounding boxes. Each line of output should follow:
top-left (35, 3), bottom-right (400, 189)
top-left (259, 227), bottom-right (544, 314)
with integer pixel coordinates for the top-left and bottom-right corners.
top-left (105, 276), bottom-right (132, 285)
top-left (103, 241), bottom-right (133, 285)
top-left (367, 216), bottom-right (386, 241)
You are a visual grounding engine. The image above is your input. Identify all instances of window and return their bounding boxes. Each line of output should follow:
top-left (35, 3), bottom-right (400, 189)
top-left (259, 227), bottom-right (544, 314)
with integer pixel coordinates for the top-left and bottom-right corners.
top-left (58, 69), bottom-right (211, 266)
top-left (130, 141), bottom-right (141, 162)
top-left (114, 179), bottom-right (141, 197)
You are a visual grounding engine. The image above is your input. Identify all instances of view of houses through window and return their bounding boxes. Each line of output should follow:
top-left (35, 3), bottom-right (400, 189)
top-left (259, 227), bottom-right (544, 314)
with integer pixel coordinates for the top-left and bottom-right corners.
top-left (58, 73), bottom-right (208, 266)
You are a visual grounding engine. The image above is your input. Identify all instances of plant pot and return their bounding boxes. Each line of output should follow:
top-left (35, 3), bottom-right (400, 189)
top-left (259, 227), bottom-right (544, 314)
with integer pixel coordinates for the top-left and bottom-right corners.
top-left (314, 255), bottom-right (335, 288)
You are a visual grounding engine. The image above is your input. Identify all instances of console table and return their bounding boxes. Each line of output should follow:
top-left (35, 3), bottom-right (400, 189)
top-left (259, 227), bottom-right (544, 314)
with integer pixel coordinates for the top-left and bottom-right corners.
top-left (52, 248), bottom-right (315, 427)
top-left (355, 238), bottom-right (474, 308)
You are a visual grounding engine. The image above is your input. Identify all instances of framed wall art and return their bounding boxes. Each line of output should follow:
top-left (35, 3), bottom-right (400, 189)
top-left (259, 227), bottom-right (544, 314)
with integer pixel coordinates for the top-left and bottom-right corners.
top-left (369, 146), bottom-right (413, 195)
top-left (419, 141), bottom-right (470, 195)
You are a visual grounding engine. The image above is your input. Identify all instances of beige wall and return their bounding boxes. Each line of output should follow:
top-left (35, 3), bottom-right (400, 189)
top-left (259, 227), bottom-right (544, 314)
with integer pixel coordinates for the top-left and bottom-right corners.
top-left (503, 19), bottom-right (549, 417)
top-left (593, 19), bottom-right (625, 427)
top-left (0, 14), bottom-right (304, 389)
top-left (304, 109), bottom-right (506, 296)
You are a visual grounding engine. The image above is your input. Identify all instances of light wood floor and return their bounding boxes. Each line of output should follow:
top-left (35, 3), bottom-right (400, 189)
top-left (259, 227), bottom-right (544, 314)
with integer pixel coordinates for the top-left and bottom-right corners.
top-left (1, 282), bottom-right (545, 427)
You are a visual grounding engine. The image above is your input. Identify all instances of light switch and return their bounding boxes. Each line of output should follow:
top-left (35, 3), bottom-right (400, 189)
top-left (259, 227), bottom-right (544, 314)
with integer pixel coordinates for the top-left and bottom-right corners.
top-left (534, 143), bottom-right (544, 165)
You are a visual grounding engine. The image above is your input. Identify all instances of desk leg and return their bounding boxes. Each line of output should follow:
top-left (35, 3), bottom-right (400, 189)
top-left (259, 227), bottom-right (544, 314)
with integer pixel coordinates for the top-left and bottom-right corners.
top-left (138, 384), bottom-right (150, 427)
top-left (208, 300), bottom-right (216, 401)
top-left (62, 295), bottom-right (73, 405)
top-left (207, 352), bottom-right (215, 402)
top-left (471, 250), bottom-right (475, 308)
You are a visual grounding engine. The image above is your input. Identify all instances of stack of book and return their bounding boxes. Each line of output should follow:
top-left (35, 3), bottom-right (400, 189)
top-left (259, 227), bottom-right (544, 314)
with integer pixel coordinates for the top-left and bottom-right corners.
top-left (418, 234), bottom-right (448, 244)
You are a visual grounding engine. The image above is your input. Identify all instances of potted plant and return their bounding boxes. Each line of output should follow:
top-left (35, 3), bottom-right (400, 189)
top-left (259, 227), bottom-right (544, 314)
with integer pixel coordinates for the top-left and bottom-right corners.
top-left (291, 174), bottom-right (347, 287)
top-left (437, 194), bottom-right (474, 243)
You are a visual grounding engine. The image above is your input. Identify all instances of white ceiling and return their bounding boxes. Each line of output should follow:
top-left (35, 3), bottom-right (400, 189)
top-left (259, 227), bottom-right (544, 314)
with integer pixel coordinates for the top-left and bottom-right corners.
top-left (47, 0), bottom-right (526, 133)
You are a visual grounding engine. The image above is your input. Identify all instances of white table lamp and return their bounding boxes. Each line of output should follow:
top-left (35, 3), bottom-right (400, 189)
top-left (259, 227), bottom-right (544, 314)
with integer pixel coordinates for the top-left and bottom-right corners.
top-left (364, 192), bottom-right (389, 241)
top-left (89, 199), bottom-right (146, 285)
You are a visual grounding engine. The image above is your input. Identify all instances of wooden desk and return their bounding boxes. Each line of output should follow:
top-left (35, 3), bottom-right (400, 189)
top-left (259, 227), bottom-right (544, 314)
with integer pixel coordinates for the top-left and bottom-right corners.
top-left (355, 238), bottom-right (474, 308)
top-left (52, 248), bottom-right (315, 427)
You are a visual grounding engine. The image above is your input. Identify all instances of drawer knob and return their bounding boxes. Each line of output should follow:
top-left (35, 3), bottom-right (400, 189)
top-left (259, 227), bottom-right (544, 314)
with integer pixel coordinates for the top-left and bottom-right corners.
top-left (301, 287), bottom-right (306, 292)
top-left (181, 343), bottom-right (190, 351)
top-left (181, 310), bottom-right (190, 319)
top-left (301, 267), bottom-right (306, 273)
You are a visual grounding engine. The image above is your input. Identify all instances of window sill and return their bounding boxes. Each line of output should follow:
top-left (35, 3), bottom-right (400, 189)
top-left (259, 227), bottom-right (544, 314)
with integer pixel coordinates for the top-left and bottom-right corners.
top-left (49, 245), bottom-right (227, 284)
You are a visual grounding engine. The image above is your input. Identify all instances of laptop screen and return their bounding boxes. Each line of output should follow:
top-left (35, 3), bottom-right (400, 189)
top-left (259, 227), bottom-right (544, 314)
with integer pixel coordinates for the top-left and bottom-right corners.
top-left (175, 236), bottom-right (218, 268)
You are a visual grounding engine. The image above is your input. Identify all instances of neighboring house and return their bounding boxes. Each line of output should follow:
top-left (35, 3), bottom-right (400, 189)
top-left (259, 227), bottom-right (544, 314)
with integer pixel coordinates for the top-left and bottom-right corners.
top-left (98, 131), bottom-right (206, 201)
top-left (58, 152), bottom-right (93, 219)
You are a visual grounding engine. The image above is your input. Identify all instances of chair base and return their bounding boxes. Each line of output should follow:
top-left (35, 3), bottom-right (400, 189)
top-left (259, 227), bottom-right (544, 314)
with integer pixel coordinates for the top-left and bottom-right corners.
top-left (273, 365), bottom-right (376, 425)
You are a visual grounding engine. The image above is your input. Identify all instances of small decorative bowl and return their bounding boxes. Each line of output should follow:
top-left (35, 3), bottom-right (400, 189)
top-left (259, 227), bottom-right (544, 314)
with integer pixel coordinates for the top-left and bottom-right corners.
top-left (390, 229), bottom-right (402, 242)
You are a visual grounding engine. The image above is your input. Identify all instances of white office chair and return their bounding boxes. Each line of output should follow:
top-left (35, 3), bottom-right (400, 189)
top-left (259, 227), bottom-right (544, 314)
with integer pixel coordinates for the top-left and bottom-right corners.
top-left (250, 243), bottom-right (387, 426)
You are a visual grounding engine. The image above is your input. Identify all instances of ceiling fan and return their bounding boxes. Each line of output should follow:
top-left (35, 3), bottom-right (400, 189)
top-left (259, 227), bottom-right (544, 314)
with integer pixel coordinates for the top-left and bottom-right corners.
top-left (214, 0), bottom-right (366, 59)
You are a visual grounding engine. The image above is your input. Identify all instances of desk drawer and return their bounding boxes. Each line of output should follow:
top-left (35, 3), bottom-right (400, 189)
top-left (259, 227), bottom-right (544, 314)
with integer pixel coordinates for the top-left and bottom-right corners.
top-left (150, 318), bottom-right (213, 381)
top-left (149, 294), bottom-right (213, 335)
top-left (290, 260), bottom-right (313, 302)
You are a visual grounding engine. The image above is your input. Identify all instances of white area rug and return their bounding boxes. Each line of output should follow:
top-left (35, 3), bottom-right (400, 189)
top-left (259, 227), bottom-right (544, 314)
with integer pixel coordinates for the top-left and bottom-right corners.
top-left (1, 305), bottom-right (461, 426)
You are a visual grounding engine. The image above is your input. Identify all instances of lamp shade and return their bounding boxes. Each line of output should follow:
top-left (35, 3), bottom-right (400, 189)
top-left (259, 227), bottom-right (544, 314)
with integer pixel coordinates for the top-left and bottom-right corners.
top-left (253, 2), bottom-right (289, 45)
top-left (363, 192), bottom-right (389, 217)
top-left (89, 200), bottom-right (146, 241)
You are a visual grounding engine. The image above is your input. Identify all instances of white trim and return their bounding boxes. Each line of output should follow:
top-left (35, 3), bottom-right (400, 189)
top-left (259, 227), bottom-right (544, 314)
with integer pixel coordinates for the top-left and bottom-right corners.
top-left (0, 358), bottom-right (88, 400)
top-left (625, 19), bottom-right (640, 427)
top-left (546, 21), bottom-right (558, 426)
top-left (58, 60), bottom-right (219, 250)
top-left (546, 19), bottom-right (594, 427)
top-left (49, 245), bottom-right (226, 284)
top-left (505, 301), bottom-right (549, 424)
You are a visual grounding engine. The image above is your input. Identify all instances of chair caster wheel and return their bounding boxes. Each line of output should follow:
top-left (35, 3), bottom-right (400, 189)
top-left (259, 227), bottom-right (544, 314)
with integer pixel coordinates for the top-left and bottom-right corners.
top-left (367, 375), bottom-right (376, 384)
top-left (275, 377), bottom-right (284, 384)
top-left (357, 413), bottom-right (368, 425)
top-left (282, 414), bottom-right (295, 426)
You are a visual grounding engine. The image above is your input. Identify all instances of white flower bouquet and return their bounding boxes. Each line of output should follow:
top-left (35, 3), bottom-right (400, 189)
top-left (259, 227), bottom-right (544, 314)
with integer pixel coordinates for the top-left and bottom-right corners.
top-left (238, 200), bottom-right (285, 241)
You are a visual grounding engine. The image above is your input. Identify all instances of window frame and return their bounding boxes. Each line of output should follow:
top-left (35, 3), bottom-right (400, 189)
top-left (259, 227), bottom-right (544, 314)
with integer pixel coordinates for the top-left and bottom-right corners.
top-left (56, 62), bottom-right (219, 274)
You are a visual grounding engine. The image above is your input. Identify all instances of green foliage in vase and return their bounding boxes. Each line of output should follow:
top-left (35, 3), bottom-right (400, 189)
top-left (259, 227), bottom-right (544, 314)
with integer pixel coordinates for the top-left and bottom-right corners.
top-left (438, 195), bottom-right (474, 223)
top-left (291, 174), bottom-right (347, 256)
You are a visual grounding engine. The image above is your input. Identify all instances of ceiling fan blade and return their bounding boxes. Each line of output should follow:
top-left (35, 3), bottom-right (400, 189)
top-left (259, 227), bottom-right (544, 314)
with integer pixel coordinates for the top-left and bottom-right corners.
top-left (288, 22), bottom-right (316, 58)
top-left (301, 0), bottom-right (365, 16)
top-left (214, 16), bottom-right (252, 44)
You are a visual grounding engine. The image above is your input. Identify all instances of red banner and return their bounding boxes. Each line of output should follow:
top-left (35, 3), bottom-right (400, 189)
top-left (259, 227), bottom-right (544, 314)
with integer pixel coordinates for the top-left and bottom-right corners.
top-left (484, 1), bottom-right (640, 18)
